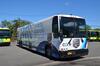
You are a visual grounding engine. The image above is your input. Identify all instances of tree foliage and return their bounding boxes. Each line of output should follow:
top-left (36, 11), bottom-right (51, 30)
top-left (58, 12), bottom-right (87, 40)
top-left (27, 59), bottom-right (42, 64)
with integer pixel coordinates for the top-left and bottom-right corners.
top-left (86, 25), bottom-right (92, 30)
top-left (94, 28), bottom-right (100, 30)
top-left (1, 18), bottom-right (31, 41)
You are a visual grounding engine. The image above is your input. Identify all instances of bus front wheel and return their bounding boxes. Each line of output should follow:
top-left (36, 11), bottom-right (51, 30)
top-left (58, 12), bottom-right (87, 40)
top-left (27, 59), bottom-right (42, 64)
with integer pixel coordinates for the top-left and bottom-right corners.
top-left (45, 46), bottom-right (52, 59)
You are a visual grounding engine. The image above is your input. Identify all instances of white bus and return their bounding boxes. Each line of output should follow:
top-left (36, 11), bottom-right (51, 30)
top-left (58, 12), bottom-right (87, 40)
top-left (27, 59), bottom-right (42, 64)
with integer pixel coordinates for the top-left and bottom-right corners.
top-left (17, 14), bottom-right (88, 59)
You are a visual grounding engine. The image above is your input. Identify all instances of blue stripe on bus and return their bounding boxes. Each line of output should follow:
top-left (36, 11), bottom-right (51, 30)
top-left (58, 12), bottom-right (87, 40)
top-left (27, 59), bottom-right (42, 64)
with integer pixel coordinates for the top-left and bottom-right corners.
top-left (82, 38), bottom-right (87, 49)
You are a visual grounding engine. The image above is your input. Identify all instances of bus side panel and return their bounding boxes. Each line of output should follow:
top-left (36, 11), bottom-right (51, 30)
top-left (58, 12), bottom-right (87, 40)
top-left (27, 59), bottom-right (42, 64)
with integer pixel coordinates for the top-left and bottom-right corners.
top-left (18, 18), bottom-right (53, 52)
top-left (31, 18), bottom-right (52, 49)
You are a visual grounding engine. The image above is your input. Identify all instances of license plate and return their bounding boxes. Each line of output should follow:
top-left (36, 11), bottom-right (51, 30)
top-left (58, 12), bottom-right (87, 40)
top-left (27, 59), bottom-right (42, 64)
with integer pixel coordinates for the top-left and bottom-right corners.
top-left (67, 51), bottom-right (75, 55)
top-left (67, 52), bottom-right (72, 55)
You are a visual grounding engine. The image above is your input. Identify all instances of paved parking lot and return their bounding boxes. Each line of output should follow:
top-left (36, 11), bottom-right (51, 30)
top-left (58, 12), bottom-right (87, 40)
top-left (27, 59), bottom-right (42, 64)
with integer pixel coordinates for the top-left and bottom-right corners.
top-left (0, 42), bottom-right (100, 66)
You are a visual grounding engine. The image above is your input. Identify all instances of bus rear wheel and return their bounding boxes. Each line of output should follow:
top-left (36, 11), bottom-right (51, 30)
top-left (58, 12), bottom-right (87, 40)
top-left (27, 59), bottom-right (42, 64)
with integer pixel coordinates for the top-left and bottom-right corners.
top-left (29, 42), bottom-right (32, 49)
top-left (18, 41), bottom-right (23, 47)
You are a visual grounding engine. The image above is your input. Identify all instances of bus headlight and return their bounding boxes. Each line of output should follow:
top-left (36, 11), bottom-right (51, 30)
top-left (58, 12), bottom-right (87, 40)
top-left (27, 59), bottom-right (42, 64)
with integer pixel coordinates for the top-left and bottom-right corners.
top-left (62, 43), bottom-right (67, 46)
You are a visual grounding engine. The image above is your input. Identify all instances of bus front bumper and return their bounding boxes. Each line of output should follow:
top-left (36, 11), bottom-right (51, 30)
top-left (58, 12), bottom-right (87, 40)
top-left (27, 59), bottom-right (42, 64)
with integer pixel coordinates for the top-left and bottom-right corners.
top-left (59, 49), bottom-right (89, 58)
top-left (0, 42), bottom-right (10, 46)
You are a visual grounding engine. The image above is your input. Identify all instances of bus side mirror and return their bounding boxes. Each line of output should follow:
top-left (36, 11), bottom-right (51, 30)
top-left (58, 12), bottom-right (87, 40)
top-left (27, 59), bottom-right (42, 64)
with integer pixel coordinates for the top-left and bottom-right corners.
top-left (53, 33), bottom-right (59, 38)
top-left (59, 32), bottom-right (63, 41)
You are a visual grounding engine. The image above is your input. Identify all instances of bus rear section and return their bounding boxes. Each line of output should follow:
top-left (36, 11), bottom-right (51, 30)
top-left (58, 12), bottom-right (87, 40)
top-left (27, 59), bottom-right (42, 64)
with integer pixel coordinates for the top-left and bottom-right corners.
top-left (0, 28), bottom-right (11, 46)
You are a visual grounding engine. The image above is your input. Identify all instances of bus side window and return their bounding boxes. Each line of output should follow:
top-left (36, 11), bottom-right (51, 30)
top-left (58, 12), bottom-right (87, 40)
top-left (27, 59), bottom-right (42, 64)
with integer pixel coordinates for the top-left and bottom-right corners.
top-left (52, 16), bottom-right (59, 38)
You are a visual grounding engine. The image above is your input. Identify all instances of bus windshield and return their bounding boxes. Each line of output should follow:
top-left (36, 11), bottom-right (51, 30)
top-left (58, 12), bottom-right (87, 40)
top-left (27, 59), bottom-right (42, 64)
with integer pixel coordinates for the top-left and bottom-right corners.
top-left (0, 30), bottom-right (11, 38)
top-left (60, 17), bottom-right (86, 38)
top-left (90, 32), bottom-right (98, 37)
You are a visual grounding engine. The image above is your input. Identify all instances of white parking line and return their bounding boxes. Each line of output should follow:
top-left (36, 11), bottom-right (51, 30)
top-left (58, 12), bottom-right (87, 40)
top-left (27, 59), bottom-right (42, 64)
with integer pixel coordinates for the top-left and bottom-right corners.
top-left (34, 56), bottom-right (100, 66)
top-left (34, 61), bottom-right (65, 66)
top-left (74, 56), bottom-right (100, 62)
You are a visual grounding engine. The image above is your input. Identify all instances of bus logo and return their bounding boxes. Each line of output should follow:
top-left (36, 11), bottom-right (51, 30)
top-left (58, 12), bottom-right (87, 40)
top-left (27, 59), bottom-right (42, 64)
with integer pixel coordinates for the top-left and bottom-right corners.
top-left (73, 39), bottom-right (80, 48)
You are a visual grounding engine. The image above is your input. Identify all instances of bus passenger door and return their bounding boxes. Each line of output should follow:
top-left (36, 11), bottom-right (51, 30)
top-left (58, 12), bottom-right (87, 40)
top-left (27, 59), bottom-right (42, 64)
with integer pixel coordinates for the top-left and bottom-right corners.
top-left (52, 16), bottom-right (61, 49)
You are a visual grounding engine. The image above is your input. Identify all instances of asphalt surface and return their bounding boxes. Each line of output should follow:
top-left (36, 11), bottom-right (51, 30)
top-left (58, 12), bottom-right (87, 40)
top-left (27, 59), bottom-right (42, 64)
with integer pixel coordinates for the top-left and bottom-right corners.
top-left (0, 42), bottom-right (52, 66)
top-left (0, 42), bottom-right (100, 66)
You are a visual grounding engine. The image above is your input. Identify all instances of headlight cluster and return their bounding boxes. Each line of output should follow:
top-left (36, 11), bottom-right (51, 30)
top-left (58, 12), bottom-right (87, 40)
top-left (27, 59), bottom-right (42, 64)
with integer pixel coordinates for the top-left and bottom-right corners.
top-left (62, 43), bottom-right (67, 46)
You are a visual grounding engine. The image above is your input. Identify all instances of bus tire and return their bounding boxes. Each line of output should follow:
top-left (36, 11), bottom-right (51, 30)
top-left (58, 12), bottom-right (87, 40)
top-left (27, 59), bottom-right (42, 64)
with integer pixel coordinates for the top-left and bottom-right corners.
top-left (19, 41), bottom-right (22, 47)
top-left (5, 42), bottom-right (10, 46)
top-left (29, 42), bottom-right (32, 49)
top-left (7, 43), bottom-right (10, 46)
top-left (45, 46), bottom-right (53, 59)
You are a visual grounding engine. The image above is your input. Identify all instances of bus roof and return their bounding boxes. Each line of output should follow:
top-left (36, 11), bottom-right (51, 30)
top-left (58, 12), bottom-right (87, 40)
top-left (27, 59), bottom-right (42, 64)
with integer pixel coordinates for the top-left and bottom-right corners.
top-left (57, 14), bottom-right (84, 19)
top-left (34, 14), bottom-right (84, 24)
top-left (18, 14), bottom-right (84, 29)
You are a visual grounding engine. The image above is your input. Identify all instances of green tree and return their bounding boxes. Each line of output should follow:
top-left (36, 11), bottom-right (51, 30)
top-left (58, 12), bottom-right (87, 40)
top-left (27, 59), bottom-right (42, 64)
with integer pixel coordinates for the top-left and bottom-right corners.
top-left (1, 20), bottom-right (11, 27)
top-left (1, 18), bottom-right (31, 41)
top-left (1, 20), bottom-right (14, 34)
top-left (12, 18), bottom-right (31, 28)
top-left (12, 18), bottom-right (31, 40)
top-left (86, 25), bottom-right (92, 30)
top-left (94, 28), bottom-right (100, 30)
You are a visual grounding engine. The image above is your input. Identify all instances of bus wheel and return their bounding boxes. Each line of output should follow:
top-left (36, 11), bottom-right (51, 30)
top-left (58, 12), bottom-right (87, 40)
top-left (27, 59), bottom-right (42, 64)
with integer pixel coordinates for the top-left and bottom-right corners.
top-left (45, 46), bottom-right (52, 59)
top-left (19, 41), bottom-right (22, 47)
top-left (29, 42), bottom-right (32, 49)
top-left (7, 43), bottom-right (10, 46)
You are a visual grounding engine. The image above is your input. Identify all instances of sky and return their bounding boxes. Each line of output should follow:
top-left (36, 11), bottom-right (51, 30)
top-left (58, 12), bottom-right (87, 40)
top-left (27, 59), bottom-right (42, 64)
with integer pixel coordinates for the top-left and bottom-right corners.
top-left (0, 0), bottom-right (100, 28)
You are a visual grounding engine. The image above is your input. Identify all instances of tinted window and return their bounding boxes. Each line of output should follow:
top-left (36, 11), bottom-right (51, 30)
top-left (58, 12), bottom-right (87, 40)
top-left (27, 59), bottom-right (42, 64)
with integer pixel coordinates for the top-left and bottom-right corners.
top-left (60, 17), bottom-right (86, 38)
top-left (90, 31), bottom-right (99, 37)
top-left (0, 30), bottom-right (11, 37)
